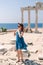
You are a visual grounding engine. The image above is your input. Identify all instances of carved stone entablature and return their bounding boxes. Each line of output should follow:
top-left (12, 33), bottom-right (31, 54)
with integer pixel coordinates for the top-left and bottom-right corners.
top-left (36, 2), bottom-right (43, 8)
top-left (21, 7), bottom-right (24, 11)
top-left (33, 6), bottom-right (36, 8)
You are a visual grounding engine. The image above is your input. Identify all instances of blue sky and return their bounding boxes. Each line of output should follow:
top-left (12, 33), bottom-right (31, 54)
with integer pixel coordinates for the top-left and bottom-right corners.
top-left (0, 0), bottom-right (43, 23)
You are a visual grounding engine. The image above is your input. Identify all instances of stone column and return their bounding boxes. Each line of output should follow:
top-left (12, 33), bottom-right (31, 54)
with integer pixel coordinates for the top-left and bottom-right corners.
top-left (35, 8), bottom-right (38, 32)
top-left (28, 9), bottom-right (30, 32)
top-left (21, 8), bottom-right (24, 23)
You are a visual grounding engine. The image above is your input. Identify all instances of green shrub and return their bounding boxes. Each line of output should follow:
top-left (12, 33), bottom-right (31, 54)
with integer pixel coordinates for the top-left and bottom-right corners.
top-left (1, 27), bottom-right (7, 32)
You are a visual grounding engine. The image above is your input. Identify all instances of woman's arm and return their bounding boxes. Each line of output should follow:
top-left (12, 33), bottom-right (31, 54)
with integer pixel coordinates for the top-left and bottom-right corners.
top-left (18, 30), bottom-right (24, 38)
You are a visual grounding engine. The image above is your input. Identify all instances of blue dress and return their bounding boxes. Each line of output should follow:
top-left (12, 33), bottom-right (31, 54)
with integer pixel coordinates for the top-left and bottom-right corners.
top-left (16, 31), bottom-right (27, 50)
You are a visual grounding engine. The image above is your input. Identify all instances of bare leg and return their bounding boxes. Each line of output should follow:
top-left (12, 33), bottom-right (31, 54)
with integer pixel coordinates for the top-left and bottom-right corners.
top-left (20, 50), bottom-right (23, 60)
top-left (17, 50), bottom-right (21, 61)
top-left (17, 50), bottom-right (23, 62)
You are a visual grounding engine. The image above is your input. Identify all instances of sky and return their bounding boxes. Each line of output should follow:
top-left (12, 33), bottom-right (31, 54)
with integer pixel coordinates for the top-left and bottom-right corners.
top-left (0, 0), bottom-right (43, 23)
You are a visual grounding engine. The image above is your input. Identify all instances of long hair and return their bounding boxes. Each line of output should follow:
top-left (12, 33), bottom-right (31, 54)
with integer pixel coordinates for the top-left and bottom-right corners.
top-left (18, 23), bottom-right (24, 32)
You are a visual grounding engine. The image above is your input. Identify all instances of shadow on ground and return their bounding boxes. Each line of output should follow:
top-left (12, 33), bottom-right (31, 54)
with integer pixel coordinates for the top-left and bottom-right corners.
top-left (23, 59), bottom-right (40, 65)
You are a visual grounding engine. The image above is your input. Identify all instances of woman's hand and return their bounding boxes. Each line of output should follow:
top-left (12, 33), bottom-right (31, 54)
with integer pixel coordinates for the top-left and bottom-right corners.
top-left (21, 32), bottom-right (24, 36)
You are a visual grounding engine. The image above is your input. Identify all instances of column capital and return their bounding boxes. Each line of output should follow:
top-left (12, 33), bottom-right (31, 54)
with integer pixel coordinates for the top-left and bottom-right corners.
top-left (21, 8), bottom-right (24, 12)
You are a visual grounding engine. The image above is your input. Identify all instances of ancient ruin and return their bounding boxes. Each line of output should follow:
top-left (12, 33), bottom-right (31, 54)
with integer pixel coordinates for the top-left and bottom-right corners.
top-left (21, 2), bottom-right (43, 32)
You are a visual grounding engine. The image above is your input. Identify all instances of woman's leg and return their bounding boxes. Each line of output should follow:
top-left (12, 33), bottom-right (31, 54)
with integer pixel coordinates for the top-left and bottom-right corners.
top-left (20, 50), bottom-right (23, 60)
top-left (17, 50), bottom-right (21, 61)
top-left (17, 50), bottom-right (23, 62)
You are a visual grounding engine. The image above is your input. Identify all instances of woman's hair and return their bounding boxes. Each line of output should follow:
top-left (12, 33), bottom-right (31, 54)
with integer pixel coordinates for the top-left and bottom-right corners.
top-left (18, 23), bottom-right (24, 32)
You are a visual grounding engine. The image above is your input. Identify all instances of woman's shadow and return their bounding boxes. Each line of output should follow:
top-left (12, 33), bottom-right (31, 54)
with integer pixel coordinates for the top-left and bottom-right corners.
top-left (23, 59), bottom-right (41, 65)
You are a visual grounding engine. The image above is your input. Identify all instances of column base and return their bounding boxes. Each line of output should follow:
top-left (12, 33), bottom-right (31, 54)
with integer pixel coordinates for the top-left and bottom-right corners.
top-left (28, 31), bottom-right (31, 33)
top-left (28, 30), bottom-right (33, 33)
top-left (35, 30), bottom-right (42, 33)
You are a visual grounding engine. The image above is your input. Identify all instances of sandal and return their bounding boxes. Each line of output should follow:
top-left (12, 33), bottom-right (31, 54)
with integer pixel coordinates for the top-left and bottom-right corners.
top-left (16, 60), bottom-right (20, 63)
top-left (21, 59), bottom-right (24, 63)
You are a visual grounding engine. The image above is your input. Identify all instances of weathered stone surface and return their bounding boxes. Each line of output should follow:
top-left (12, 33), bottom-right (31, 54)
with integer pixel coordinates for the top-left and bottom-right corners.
top-left (28, 42), bottom-right (33, 45)
top-left (38, 53), bottom-right (43, 60)
top-left (10, 40), bottom-right (16, 45)
top-left (0, 55), bottom-right (8, 60)
top-left (27, 46), bottom-right (38, 53)
top-left (0, 48), bottom-right (7, 55)
top-left (22, 50), bottom-right (30, 58)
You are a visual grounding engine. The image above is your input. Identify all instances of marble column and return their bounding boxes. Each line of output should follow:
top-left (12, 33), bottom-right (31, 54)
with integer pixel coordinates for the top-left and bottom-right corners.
top-left (35, 8), bottom-right (38, 32)
top-left (21, 9), bottom-right (24, 23)
top-left (28, 9), bottom-right (30, 32)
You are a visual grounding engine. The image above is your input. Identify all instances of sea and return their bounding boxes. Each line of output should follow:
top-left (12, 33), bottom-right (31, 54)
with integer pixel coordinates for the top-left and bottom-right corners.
top-left (0, 23), bottom-right (42, 29)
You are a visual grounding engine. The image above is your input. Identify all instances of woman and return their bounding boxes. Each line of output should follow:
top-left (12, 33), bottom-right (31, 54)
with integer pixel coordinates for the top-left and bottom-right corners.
top-left (16, 23), bottom-right (27, 63)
